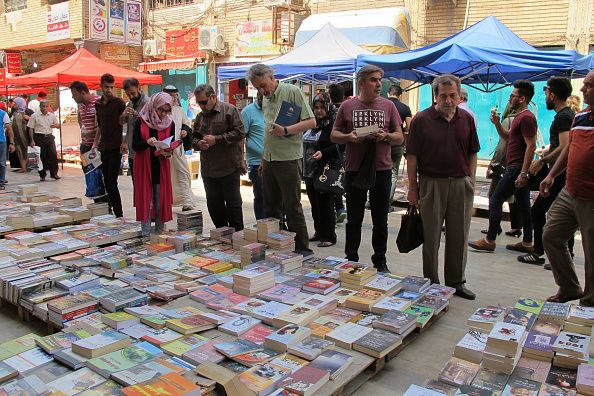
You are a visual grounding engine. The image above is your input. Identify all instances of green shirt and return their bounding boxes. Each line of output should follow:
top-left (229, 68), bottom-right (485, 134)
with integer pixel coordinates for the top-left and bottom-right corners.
top-left (262, 82), bottom-right (314, 161)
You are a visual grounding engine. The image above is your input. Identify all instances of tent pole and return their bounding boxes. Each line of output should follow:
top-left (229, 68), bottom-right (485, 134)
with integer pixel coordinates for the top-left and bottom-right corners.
top-left (57, 84), bottom-right (63, 171)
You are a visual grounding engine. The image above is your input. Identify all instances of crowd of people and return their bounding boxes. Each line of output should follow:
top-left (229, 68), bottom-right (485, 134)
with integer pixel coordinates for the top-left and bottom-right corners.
top-left (1, 65), bottom-right (592, 306)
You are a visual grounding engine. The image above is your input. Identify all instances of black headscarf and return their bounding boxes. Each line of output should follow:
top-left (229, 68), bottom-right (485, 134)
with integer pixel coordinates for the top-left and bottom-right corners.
top-left (312, 92), bottom-right (336, 130)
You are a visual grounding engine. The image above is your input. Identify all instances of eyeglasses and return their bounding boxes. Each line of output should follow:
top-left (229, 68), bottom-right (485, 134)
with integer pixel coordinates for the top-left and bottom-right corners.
top-left (509, 94), bottom-right (521, 99)
top-left (197, 100), bottom-right (209, 105)
top-left (543, 86), bottom-right (550, 92)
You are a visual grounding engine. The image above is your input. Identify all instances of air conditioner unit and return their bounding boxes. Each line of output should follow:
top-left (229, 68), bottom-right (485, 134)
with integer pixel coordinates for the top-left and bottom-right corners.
top-left (262, 0), bottom-right (304, 8)
top-left (198, 26), bottom-right (226, 53)
top-left (143, 39), bottom-right (164, 57)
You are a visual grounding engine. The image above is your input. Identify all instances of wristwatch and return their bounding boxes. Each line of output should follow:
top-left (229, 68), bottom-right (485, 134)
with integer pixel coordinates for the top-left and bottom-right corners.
top-left (520, 172), bottom-right (529, 179)
top-left (283, 126), bottom-right (288, 136)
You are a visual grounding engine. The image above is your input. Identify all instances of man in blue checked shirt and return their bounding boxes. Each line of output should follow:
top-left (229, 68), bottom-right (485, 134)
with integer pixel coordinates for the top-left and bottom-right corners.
top-left (241, 92), bottom-right (266, 220)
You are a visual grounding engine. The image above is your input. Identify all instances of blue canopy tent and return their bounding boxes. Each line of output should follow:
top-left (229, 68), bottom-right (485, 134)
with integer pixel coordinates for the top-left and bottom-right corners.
top-left (357, 16), bottom-right (594, 92)
top-left (217, 23), bottom-right (372, 84)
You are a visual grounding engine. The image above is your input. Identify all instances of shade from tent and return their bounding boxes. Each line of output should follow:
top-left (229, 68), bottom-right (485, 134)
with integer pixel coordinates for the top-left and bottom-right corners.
top-left (357, 16), bottom-right (594, 91)
top-left (218, 23), bottom-right (372, 83)
top-left (294, 7), bottom-right (411, 54)
top-left (6, 48), bottom-right (162, 89)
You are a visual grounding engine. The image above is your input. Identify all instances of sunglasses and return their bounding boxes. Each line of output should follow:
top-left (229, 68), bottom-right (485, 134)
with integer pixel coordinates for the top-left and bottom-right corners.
top-left (197, 100), bottom-right (209, 105)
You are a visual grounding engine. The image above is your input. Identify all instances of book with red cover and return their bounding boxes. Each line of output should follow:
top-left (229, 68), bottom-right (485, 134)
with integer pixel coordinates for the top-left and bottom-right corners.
top-left (154, 139), bottom-right (182, 156)
top-left (240, 324), bottom-right (275, 345)
top-left (302, 278), bottom-right (340, 295)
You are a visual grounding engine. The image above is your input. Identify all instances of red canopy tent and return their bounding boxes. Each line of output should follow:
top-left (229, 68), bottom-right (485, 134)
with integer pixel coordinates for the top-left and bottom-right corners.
top-left (6, 48), bottom-right (162, 88)
top-left (1, 86), bottom-right (48, 96)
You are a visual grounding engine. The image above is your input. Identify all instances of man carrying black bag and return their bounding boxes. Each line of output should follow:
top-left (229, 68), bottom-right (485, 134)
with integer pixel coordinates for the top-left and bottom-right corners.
top-left (331, 65), bottom-right (403, 273)
top-left (407, 74), bottom-right (480, 300)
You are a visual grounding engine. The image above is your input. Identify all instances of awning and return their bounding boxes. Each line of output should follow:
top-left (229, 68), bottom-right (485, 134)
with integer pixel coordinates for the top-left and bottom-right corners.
top-left (294, 7), bottom-right (411, 53)
top-left (137, 58), bottom-right (197, 72)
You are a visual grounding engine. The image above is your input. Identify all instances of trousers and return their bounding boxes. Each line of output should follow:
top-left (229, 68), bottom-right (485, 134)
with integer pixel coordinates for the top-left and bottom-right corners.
top-left (35, 133), bottom-right (59, 178)
top-left (203, 169), bottom-right (244, 231)
top-left (100, 148), bottom-right (123, 218)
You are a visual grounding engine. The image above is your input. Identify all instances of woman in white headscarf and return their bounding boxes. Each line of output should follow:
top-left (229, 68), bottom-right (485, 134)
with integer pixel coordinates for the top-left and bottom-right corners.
top-left (163, 85), bottom-right (195, 211)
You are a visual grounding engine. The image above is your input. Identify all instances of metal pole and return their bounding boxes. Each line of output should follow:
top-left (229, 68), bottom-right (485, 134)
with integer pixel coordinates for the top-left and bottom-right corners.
top-left (57, 84), bottom-right (64, 170)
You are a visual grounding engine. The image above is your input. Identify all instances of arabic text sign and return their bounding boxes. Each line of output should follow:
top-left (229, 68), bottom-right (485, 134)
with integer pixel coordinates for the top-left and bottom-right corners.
top-left (234, 20), bottom-right (279, 57)
top-left (47, 2), bottom-right (70, 41)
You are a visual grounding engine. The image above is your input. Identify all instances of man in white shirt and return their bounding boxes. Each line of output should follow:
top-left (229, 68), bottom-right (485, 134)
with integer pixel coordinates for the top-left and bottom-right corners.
top-left (27, 100), bottom-right (60, 181)
top-left (458, 88), bottom-right (477, 128)
top-left (27, 91), bottom-right (48, 114)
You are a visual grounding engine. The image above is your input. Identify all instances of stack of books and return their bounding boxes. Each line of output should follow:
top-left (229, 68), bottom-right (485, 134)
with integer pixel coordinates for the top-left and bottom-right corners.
top-left (483, 321), bottom-right (527, 373)
top-left (339, 266), bottom-right (377, 290)
top-left (210, 226), bottom-right (235, 242)
top-left (364, 275), bottom-right (402, 295)
top-left (352, 328), bottom-right (402, 359)
top-left (301, 277), bottom-right (340, 295)
top-left (99, 288), bottom-right (148, 312)
top-left (552, 331), bottom-right (590, 368)
top-left (372, 310), bottom-right (418, 337)
top-left (577, 363), bottom-right (594, 395)
top-left (345, 288), bottom-right (384, 311)
top-left (453, 330), bottom-right (488, 364)
top-left (400, 275), bottom-right (431, 293)
top-left (266, 230), bottom-right (296, 251)
top-left (243, 223), bottom-right (259, 242)
top-left (267, 251), bottom-right (303, 272)
top-left (565, 305), bottom-right (594, 335)
top-left (264, 324), bottom-right (312, 352)
top-left (56, 273), bottom-right (101, 294)
top-left (467, 306), bottom-right (505, 333)
top-left (232, 266), bottom-right (276, 296)
top-left (71, 330), bottom-right (131, 358)
top-left (176, 210), bottom-right (204, 232)
top-left (256, 218), bottom-right (280, 242)
top-left (87, 202), bottom-right (110, 217)
top-left (47, 294), bottom-right (99, 327)
top-left (240, 243), bottom-right (266, 266)
top-left (231, 230), bottom-right (249, 249)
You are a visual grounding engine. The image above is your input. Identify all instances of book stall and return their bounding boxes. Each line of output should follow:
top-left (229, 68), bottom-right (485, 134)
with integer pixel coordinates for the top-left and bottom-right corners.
top-left (0, 189), bottom-right (453, 396)
top-left (402, 297), bottom-right (594, 395)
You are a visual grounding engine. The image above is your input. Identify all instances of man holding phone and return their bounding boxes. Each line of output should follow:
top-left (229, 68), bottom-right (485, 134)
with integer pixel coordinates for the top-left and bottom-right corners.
top-left (123, 78), bottom-right (149, 184)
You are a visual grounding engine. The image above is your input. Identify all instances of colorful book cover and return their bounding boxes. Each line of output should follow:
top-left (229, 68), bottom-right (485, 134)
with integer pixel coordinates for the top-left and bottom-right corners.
top-left (240, 324), bottom-right (275, 345)
top-left (545, 366), bottom-right (577, 391)
top-left (0, 333), bottom-right (43, 360)
top-left (86, 343), bottom-right (161, 377)
top-left (161, 335), bottom-right (208, 357)
top-left (514, 297), bottom-right (545, 315)
top-left (308, 349), bottom-right (353, 378)
top-left (523, 331), bottom-right (556, 354)
top-left (238, 362), bottom-right (291, 393)
top-left (214, 339), bottom-right (262, 357)
top-left (182, 340), bottom-right (225, 364)
top-left (47, 367), bottom-right (106, 395)
top-left (438, 357), bottom-right (480, 387)
top-left (405, 305), bottom-right (434, 326)
top-left (121, 372), bottom-right (199, 396)
top-left (280, 365), bottom-right (329, 393)
top-left (501, 375), bottom-right (540, 395)
top-left (503, 308), bottom-right (537, 330)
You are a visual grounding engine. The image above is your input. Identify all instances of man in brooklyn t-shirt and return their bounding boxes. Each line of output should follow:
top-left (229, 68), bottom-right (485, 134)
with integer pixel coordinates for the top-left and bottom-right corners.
top-left (331, 65), bottom-right (403, 273)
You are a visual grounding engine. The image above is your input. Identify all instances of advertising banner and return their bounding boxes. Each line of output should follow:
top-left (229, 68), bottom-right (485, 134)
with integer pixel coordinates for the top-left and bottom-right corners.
top-left (108, 0), bottom-right (125, 43)
top-left (125, 0), bottom-right (142, 45)
top-left (234, 20), bottom-right (279, 57)
top-left (89, 0), bottom-right (108, 41)
top-left (47, 2), bottom-right (70, 42)
top-left (5, 53), bottom-right (22, 74)
top-left (165, 28), bottom-right (206, 58)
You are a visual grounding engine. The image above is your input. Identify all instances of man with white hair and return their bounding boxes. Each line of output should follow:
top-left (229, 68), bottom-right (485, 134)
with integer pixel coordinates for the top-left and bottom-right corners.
top-left (458, 88), bottom-right (477, 127)
top-left (246, 64), bottom-right (316, 255)
top-left (164, 85), bottom-right (195, 211)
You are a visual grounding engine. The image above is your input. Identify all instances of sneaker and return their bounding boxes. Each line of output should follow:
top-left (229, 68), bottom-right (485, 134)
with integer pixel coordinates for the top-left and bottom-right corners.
top-left (336, 209), bottom-right (347, 224)
top-left (468, 238), bottom-right (496, 252)
top-left (518, 253), bottom-right (545, 265)
top-left (506, 241), bottom-right (534, 253)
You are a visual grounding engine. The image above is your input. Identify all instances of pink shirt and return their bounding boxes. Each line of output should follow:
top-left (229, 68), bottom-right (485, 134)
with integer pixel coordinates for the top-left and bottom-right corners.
top-left (333, 97), bottom-right (401, 172)
top-left (77, 94), bottom-right (101, 146)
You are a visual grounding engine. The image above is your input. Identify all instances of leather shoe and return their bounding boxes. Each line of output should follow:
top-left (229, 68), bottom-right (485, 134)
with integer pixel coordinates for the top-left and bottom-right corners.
top-left (374, 264), bottom-right (391, 274)
top-left (468, 238), bottom-right (495, 252)
top-left (455, 286), bottom-right (476, 300)
top-left (51, 175), bottom-right (61, 180)
top-left (506, 241), bottom-right (534, 253)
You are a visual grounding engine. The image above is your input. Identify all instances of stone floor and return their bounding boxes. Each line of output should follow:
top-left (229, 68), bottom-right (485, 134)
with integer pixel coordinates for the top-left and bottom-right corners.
top-left (0, 163), bottom-right (586, 394)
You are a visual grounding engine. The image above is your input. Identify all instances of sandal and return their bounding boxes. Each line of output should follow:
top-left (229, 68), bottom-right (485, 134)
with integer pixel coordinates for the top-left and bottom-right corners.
top-left (547, 290), bottom-right (583, 303)
top-left (317, 241), bottom-right (336, 248)
top-left (518, 253), bottom-right (545, 265)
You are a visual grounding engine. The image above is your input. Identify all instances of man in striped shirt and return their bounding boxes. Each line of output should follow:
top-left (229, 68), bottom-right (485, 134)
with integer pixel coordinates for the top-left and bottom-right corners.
top-left (541, 70), bottom-right (594, 307)
top-left (70, 81), bottom-right (107, 201)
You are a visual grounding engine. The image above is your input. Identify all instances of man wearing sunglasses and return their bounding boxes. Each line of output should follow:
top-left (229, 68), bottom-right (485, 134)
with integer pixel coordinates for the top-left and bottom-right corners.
top-left (192, 84), bottom-right (245, 231)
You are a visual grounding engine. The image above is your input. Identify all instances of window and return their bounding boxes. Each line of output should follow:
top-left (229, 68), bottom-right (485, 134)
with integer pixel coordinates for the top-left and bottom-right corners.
top-left (3, 0), bottom-right (27, 13)
top-left (149, 0), bottom-right (194, 10)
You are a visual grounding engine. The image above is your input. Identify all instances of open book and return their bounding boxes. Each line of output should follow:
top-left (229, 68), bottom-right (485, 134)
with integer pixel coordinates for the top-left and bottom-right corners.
top-left (154, 136), bottom-right (182, 156)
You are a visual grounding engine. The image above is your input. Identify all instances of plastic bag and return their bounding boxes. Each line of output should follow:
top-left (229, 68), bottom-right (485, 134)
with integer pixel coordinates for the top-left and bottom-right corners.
top-left (85, 166), bottom-right (106, 199)
top-left (27, 146), bottom-right (43, 171)
top-left (396, 205), bottom-right (424, 253)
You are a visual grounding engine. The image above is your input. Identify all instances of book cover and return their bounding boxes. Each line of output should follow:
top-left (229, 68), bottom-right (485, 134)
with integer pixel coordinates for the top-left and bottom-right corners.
top-left (349, 311), bottom-right (382, 327)
top-left (240, 324), bottom-right (275, 345)
top-left (140, 327), bottom-right (183, 346)
top-left (353, 328), bottom-right (402, 356)
top-left (161, 334), bottom-right (208, 357)
top-left (72, 330), bottom-right (130, 352)
top-left (374, 310), bottom-right (418, 334)
top-left (488, 322), bottom-right (526, 343)
top-left (538, 383), bottom-right (575, 396)
top-left (438, 357), bottom-right (480, 387)
top-left (501, 375), bottom-right (540, 395)
top-left (288, 336), bottom-right (335, 360)
top-left (265, 324), bottom-right (311, 346)
top-left (4, 347), bottom-right (53, 374)
top-left (111, 358), bottom-right (180, 386)
top-left (86, 343), bottom-right (161, 377)
top-left (540, 302), bottom-right (570, 320)
top-left (545, 366), bottom-right (577, 391)
top-left (372, 296), bottom-right (412, 313)
top-left (531, 319), bottom-right (562, 336)
top-left (269, 354), bottom-right (309, 373)
top-left (182, 340), bottom-right (225, 365)
top-left (238, 362), bottom-right (292, 394)
top-left (400, 275), bottom-right (431, 292)
top-left (394, 290), bottom-right (423, 302)
top-left (47, 367), bottom-right (106, 395)
top-left (219, 315), bottom-right (261, 335)
top-left (0, 375), bottom-right (50, 395)
top-left (513, 357), bottom-right (552, 383)
top-left (468, 306), bottom-right (505, 324)
top-left (326, 322), bottom-right (373, 348)
top-left (523, 331), bottom-right (556, 354)
top-left (214, 339), bottom-right (262, 357)
top-left (552, 332), bottom-right (590, 356)
top-left (503, 308), bottom-right (537, 330)
top-left (456, 331), bottom-right (488, 353)
top-left (325, 307), bottom-right (360, 323)
top-left (416, 295), bottom-right (449, 312)
top-left (308, 349), bottom-right (353, 379)
top-left (36, 329), bottom-right (92, 354)
top-left (471, 368), bottom-right (509, 394)
top-left (252, 301), bottom-right (291, 320)
top-left (405, 305), bottom-right (434, 327)
top-left (279, 365), bottom-right (329, 394)
top-left (232, 349), bottom-right (279, 367)
top-left (423, 284), bottom-right (457, 299)
top-left (514, 297), bottom-right (544, 315)
top-left (577, 363), bottom-right (594, 388)
top-left (403, 384), bottom-right (446, 396)
top-left (121, 372), bottom-right (199, 396)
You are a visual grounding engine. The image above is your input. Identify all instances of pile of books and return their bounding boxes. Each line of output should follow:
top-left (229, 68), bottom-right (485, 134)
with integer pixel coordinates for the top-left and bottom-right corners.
top-left (176, 210), bottom-right (203, 232)
top-left (233, 266), bottom-right (276, 296)
top-left (266, 230), bottom-right (296, 251)
top-left (256, 218), bottom-right (279, 242)
top-left (240, 243), bottom-right (266, 266)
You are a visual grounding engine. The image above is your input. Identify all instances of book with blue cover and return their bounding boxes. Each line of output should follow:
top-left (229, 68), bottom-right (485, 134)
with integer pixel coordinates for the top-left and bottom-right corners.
top-left (275, 101), bottom-right (301, 127)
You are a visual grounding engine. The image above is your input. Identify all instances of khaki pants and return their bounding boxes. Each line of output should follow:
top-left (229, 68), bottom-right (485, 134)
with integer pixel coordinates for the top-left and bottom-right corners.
top-left (543, 188), bottom-right (594, 305)
top-left (170, 147), bottom-right (195, 207)
top-left (419, 176), bottom-right (474, 287)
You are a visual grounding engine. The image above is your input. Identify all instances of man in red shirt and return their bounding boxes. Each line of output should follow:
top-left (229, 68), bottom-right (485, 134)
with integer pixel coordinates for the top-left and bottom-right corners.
top-left (469, 80), bottom-right (537, 253)
top-left (407, 74), bottom-right (480, 300)
top-left (541, 70), bottom-right (594, 306)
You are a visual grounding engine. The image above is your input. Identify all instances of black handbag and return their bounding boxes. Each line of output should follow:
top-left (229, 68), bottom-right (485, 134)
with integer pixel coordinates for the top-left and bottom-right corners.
top-left (313, 163), bottom-right (345, 195)
top-left (396, 205), bottom-right (424, 253)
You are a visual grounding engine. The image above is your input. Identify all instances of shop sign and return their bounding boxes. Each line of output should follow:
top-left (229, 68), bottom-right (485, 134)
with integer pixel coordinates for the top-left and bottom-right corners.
top-left (90, 0), bottom-right (141, 45)
top-left (47, 2), bottom-right (70, 42)
top-left (0, 68), bottom-right (5, 86)
top-left (89, 0), bottom-right (108, 41)
top-left (5, 52), bottom-right (22, 74)
top-left (234, 20), bottom-right (280, 57)
top-left (101, 43), bottom-right (130, 64)
top-left (166, 28), bottom-right (206, 58)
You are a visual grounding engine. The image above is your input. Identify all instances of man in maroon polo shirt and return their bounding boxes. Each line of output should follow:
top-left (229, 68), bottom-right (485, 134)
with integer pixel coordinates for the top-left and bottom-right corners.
top-left (407, 74), bottom-right (480, 300)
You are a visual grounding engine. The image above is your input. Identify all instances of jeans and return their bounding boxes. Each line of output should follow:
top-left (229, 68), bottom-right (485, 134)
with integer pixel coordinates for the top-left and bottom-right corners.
top-left (203, 169), bottom-right (244, 231)
top-left (389, 144), bottom-right (404, 204)
top-left (248, 165), bottom-right (265, 220)
top-left (100, 149), bottom-right (123, 218)
top-left (344, 169), bottom-right (391, 267)
top-left (0, 142), bottom-right (6, 184)
top-left (305, 177), bottom-right (336, 243)
top-left (35, 133), bottom-right (59, 178)
top-left (141, 183), bottom-right (164, 237)
top-left (487, 166), bottom-right (532, 243)
top-left (531, 171), bottom-right (574, 255)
